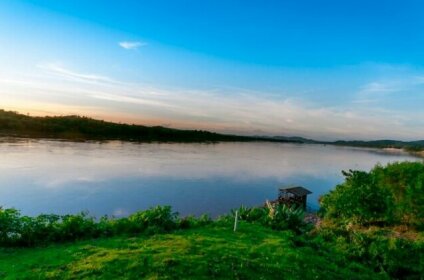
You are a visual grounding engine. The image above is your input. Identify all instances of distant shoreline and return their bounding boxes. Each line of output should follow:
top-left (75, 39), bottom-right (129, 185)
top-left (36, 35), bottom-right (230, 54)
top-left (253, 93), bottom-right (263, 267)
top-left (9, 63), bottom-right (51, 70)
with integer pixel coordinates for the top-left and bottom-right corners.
top-left (382, 147), bottom-right (424, 158)
top-left (0, 109), bottom-right (297, 144)
top-left (411, 150), bottom-right (424, 157)
top-left (0, 109), bottom-right (423, 157)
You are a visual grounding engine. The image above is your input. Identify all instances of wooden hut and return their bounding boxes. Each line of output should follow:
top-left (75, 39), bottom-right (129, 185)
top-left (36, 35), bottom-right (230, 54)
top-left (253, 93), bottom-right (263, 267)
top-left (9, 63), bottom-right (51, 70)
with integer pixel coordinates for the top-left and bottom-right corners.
top-left (276, 186), bottom-right (312, 210)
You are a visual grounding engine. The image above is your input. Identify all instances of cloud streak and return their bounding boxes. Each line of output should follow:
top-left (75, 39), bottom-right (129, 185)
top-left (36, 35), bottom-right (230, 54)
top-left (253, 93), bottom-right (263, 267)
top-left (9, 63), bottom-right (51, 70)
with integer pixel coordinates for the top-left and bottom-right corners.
top-left (91, 93), bottom-right (175, 108)
top-left (118, 41), bottom-right (147, 50)
top-left (360, 82), bottom-right (398, 94)
top-left (37, 63), bottom-right (120, 85)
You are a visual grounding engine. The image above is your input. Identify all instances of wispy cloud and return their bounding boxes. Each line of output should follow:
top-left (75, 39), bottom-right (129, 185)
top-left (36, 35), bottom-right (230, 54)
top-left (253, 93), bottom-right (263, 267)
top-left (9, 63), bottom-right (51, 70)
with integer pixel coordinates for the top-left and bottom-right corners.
top-left (360, 82), bottom-right (398, 94)
top-left (353, 69), bottom-right (424, 105)
top-left (91, 93), bottom-right (175, 108)
top-left (414, 76), bottom-right (424, 84)
top-left (352, 81), bottom-right (400, 104)
top-left (37, 63), bottom-right (123, 86)
top-left (118, 41), bottom-right (147, 50)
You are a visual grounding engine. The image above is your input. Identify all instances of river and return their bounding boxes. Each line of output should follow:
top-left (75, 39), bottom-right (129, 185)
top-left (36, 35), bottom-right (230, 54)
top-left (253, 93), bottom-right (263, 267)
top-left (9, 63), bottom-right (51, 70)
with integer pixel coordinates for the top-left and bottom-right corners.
top-left (0, 139), bottom-right (419, 217)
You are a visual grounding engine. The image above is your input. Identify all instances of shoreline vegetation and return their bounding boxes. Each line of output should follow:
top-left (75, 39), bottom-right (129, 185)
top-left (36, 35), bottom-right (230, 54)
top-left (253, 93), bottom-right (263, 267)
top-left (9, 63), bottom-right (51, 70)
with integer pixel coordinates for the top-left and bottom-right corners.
top-left (0, 109), bottom-right (297, 144)
top-left (1, 109), bottom-right (423, 157)
top-left (1, 161), bottom-right (423, 278)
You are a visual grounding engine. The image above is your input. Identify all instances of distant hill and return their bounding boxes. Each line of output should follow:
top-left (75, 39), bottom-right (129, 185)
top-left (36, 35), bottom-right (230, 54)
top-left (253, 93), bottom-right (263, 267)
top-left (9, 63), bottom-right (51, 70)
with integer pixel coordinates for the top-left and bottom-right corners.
top-left (0, 110), bottom-right (296, 143)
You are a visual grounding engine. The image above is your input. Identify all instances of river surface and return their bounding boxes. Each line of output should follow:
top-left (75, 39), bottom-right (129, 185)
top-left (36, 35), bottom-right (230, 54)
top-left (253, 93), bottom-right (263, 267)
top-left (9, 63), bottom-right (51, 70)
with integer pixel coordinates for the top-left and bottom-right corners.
top-left (0, 139), bottom-right (419, 217)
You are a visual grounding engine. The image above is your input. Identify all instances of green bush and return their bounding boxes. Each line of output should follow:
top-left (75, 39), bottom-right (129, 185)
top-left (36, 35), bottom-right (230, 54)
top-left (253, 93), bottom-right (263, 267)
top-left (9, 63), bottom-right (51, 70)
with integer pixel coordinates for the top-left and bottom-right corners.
top-left (317, 161), bottom-right (424, 279)
top-left (373, 162), bottom-right (424, 227)
top-left (320, 169), bottom-right (392, 225)
top-left (263, 202), bottom-right (306, 232)
top-left (127, 206), bottom-right (178, 234)
top-left (0, 208), bottom-right (22, 245)
top-left (178, 214), bottom-right (212, 229)
top-left (316, 229), bottom-right (424, 279)
top-left (320, 161), bottom-right (424, 228)
top-left (0, 204), bottom-right (307, 247)
top-left (19, 214), bottom-right (61, 246)
top-left (226, 204), bottom-right (307, 233)
top-left (0, 206), bottom-right (181, 247)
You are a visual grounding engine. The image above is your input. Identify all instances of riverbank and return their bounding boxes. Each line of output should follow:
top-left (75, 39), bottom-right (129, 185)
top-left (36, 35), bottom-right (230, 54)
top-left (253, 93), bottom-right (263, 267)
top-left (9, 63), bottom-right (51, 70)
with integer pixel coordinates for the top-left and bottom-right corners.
top-left (412, 150), bottom-right (424, 157)
top-left (381, 147), bottom-right (424, 158)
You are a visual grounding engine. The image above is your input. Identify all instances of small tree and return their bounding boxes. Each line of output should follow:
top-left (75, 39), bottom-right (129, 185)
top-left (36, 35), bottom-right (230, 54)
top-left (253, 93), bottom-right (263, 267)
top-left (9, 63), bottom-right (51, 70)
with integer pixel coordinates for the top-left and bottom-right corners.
top-left (320, 169), bottom-right (392, 225)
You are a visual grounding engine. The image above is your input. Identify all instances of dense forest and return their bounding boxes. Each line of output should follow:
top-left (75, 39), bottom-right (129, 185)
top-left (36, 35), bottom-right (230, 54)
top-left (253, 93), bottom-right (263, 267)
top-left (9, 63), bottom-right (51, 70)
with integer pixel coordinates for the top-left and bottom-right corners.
top-left (0, 110), bottom-right (294, 143)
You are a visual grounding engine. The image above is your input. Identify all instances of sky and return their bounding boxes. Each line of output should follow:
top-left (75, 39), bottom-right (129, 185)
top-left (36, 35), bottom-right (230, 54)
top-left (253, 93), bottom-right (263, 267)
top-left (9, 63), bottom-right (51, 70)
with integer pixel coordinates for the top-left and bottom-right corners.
top-left (1, 0), bottom-right (424, 140)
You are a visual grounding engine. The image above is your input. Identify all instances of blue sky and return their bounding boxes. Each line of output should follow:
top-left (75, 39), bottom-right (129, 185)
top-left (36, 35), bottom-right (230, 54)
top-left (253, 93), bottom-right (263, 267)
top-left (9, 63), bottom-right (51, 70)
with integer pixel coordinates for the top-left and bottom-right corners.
top-left (1, 0), bottom-right (424, 140)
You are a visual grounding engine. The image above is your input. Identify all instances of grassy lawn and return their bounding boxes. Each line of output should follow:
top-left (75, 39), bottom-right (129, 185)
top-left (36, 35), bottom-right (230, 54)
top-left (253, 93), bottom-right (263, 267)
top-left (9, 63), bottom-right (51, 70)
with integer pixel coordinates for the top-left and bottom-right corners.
top-left (0, 222), bottom-right (382, 280)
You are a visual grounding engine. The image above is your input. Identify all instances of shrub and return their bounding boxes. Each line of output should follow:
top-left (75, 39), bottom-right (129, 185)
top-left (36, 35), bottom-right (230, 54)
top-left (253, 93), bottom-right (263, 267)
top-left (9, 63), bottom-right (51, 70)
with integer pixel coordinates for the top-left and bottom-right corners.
top-left (317, 229), bottom-right (424, 279)
top-left (320, 169), bottom-right (392, 225)
top-left (58, 212), bottom-right (99, 241)
top-left (128, 206), bottom-right (178, 234)
top-left (235, 205), bottom-right (267, 223)
top-left (317, 161), bottom-right (424, 279)
top-left (263, 202), bottom-right (306, 232)
top-left (373, 162), bottom-right (424, 227)
top-left (0, 208), bottom-right (22, 245)
top-left (320, 162), bottom-right (424, 228)
top-left (178, 214), bottom-right (212, 229)
top-left (19, 214), bottom-right (61, 246)
top-left (226, 204), bottom-right (307, 233)
top-left (0, 206), bottom-right (183, 247)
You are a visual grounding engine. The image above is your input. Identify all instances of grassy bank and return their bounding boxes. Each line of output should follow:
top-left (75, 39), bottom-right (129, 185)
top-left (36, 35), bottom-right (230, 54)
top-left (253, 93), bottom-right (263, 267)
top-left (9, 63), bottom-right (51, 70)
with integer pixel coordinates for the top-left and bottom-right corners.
top-left (0, 222), bottom-right (382, 280)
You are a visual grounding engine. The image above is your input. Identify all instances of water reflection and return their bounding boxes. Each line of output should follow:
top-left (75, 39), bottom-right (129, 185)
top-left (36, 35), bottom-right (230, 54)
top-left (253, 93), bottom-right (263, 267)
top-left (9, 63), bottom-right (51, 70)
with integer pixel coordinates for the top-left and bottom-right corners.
top-left (0, 139), bottom-right (419, 216)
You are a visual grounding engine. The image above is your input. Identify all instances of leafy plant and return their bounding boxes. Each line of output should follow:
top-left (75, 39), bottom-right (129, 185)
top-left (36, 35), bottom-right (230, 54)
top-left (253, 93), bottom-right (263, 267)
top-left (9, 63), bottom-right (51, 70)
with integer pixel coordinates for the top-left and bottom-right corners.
top-left (320, 162), bottom-right (424, 228)
top-left (263, 202), bottom-right (306, 232)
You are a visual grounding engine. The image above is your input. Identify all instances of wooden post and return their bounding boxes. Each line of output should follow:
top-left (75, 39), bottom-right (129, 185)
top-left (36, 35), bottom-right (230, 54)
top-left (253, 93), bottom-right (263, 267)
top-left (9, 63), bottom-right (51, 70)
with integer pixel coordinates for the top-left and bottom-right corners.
top-left (233, 210), bottom-right (238, 232)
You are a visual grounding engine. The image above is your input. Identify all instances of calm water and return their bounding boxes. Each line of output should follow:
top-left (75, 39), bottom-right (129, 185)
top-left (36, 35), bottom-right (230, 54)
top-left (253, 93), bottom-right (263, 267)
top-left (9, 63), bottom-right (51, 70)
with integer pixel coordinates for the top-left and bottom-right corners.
top-left (0, 139), bottom-right (420, 217)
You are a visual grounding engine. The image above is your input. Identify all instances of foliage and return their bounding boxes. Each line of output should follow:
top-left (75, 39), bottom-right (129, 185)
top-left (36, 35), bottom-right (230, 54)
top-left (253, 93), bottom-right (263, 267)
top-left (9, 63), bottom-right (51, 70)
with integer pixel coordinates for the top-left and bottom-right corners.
top-left (320, 161), bottom-right (424, 228)
top-left (404, 145), bottom-right (424, 152)
top-left (0, 109), bottom-right (296, 143)
top-left (0, 208), bottom-right (21, 245)
top-left (319, 169), bottom-right (392, 225)
top-left (0, 206), bottom-right (181, 247)
top-left (0, 204), bottom-right (307, 247)
top-left (222, 203), bottom-right (308, 233)
top-left (317, 161), bottom-right (424, 279)
top-left (372, 162), bottom-right (424, 227)
top-left (178, 214), bottom-right (212, 229)
top-left (313, 223), bottom-right (424, 279)
top-left (262, 202), bottom-right (307, 232)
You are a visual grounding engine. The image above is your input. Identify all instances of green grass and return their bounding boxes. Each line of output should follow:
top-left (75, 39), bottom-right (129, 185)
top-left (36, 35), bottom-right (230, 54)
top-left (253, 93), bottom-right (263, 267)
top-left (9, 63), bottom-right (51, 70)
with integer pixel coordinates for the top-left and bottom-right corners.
top-left (0, 222), bottom-right (382, 280)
